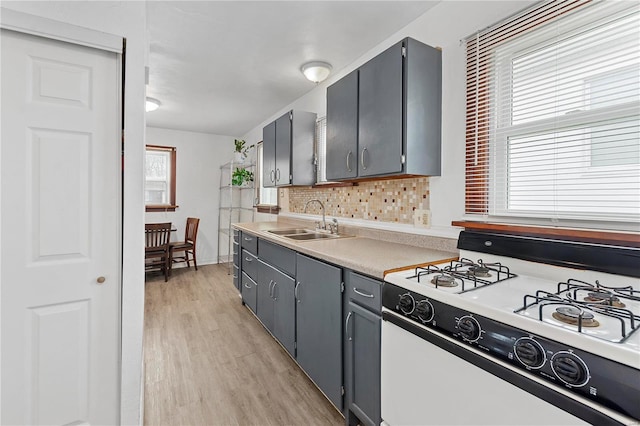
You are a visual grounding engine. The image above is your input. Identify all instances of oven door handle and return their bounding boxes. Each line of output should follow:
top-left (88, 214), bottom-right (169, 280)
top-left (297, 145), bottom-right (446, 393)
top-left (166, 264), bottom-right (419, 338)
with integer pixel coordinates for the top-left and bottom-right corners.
top-left (345, 311), bottom-right (353, 341)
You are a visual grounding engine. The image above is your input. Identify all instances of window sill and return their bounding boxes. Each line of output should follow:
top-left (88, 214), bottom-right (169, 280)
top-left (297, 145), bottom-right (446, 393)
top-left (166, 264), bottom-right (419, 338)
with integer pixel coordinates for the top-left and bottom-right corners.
top-left (146, 205), bottom-right (179, 212)
top-left (451, 220), bottom-right (640, 247)
top-left (256, 205), bottom-right (280, 214)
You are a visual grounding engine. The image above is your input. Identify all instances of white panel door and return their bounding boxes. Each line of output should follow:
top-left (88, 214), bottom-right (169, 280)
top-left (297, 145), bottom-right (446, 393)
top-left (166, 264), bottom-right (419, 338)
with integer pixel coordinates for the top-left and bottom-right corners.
top-left (1, 29), bottom-right (121, 425)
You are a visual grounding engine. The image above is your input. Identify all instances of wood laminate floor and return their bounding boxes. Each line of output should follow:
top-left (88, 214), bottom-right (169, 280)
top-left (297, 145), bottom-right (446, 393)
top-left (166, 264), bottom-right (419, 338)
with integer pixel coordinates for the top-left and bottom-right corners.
top-left (144, 264), bottom-right (344, 426)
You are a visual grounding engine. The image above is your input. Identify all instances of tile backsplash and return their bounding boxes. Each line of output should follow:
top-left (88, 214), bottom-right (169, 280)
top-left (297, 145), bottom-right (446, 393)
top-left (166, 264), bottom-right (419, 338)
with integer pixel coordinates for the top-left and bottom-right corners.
top-left (288, 177), bottom-right (430, 224)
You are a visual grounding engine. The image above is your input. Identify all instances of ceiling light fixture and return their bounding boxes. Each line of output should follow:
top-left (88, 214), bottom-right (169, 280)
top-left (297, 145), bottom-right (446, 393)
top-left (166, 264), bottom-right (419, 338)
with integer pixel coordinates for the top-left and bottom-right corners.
top-left (301, 61), bottom-right (332, 83)
top-left (146, 97), bottom-right (161, 112)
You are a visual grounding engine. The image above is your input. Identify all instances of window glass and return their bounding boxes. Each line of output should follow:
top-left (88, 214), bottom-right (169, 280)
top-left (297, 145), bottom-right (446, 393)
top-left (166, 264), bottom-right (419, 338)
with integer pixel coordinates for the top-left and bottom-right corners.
top-left (145, 145), bottom-right (176, 211)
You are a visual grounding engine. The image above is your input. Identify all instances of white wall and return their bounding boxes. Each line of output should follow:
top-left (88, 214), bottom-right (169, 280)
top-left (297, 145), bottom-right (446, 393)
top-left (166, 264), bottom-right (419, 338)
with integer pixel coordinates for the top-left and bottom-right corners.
top-left (1, 2), bottom-right (147, 425)
top-left (145, 127), bottom-right (235, 265)
top-left (242, 1), bottom-right (536, 232)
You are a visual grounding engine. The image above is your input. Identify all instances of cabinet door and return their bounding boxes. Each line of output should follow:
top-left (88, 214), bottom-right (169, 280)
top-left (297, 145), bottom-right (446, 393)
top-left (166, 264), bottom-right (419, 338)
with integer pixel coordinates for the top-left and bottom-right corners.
top-left (326, 70), bottom-right (358, 180)
top-left (295, 254), bottom-right (343, 410)
top-left (358, 41), bottom-right (403, 177)
top-left (275, 112), bottom-right (291, 185)
top-left (272, 269), bottom-right (296, 356)
top-left (262, 120), bottom-right (276, 187)
top-left (346, 302), bottom-right (381, 426)
top-left (257, 260), bottom-right (274, 332)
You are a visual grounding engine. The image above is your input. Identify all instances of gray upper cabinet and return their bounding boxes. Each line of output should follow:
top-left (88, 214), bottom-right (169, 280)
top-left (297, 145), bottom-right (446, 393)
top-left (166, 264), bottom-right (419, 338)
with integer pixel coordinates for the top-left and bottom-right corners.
top-left (358, 41), bottom-right (403, 177)
top-left (262, 121), bottom-right (276, 187)
top-left (262, 110), bottom-right (317, 187)
top-left (326, 70), bottom-right (358, 180)
top-left (326, 37), bottom-right (442, 180)
top-left (295, 254), bottom-right (343, 411)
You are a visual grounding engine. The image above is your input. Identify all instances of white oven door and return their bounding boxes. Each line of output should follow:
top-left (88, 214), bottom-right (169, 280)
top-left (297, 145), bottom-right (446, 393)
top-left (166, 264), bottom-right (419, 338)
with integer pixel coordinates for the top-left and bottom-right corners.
top-left (381, 314), bottom-right (588, 426)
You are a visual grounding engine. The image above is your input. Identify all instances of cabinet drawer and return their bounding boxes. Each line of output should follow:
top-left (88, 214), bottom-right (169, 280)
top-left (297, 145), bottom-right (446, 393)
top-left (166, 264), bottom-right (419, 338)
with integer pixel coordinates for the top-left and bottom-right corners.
top-left (259, 239), bottom-right (295, 277)
top-left (233, 242), bottom-right (239, 266)
top-left (242, 249), bottom-right (258, 280)
top-left (347, 271), bottom-right (381, 313)
top-left (233, 265), bottom-right (240, 290)
top-left (241, 231), bottom-right (258, 255)
top-left (241, 272), bottom-right (257, 313)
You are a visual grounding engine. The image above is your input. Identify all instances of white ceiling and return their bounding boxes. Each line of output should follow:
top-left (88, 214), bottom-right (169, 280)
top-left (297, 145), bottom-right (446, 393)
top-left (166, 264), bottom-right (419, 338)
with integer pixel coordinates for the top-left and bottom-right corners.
top-left (146, 1), bottom-right (439, 136)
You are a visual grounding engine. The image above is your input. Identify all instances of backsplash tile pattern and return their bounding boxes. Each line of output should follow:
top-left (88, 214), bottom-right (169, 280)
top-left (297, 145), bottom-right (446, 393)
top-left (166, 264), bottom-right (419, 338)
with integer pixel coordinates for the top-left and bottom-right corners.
top-left (288, 177), bottom-right (430, 224)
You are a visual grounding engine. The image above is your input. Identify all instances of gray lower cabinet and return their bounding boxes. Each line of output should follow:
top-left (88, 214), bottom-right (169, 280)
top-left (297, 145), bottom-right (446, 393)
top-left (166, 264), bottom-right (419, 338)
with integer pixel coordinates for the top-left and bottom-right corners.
top-left (345, 302), bottom-right (381, 426)
top-left (295, 254), bottom-right (343, 410)
top-left (344, 271), bottom-right (381, 426)
top-left (257, 259), bottom-right (296, 356)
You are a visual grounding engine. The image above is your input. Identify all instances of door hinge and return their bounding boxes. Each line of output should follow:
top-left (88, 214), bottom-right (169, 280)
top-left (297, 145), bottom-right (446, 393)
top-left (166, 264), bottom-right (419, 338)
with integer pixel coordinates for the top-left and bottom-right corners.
top-left (401, 154), bottom-right (406, 164)
top-left (401, 46), bottom-right (407, 57)
top-left (289, 111), bottom-right (293, 120)
top-left (341, 385), bottom-right (345, 396)
top-left (294, 341), bottom-right (297, 349)
top-left (289, 174), bottom-right (293, 181)
top-left (341, 282), bottom-right (345, 293)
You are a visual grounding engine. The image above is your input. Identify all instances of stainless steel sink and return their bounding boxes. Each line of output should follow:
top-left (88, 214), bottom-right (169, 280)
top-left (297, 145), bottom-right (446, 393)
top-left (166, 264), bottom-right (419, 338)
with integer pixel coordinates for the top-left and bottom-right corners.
top-left (285, 232), bottom-right (340, 241)
top-left (266, 228), bottom-right (352, 241)
top-left (267, 229), bottom-right (312, 235)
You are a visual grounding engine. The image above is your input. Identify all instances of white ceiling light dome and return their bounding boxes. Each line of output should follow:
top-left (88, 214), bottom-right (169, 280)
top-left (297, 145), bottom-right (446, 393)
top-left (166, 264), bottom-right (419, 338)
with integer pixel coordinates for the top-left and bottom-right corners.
top-left (146, 97), bottom-right (161, 112)
top-left (301, 61), bottom-right (332, 83)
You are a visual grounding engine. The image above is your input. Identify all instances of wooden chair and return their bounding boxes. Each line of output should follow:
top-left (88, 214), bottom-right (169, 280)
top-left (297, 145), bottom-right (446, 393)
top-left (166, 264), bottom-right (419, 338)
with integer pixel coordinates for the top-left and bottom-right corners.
top-left (145, 222), bottom-right (172, 282)
top-left (170, 217), bottom-right (200, 272)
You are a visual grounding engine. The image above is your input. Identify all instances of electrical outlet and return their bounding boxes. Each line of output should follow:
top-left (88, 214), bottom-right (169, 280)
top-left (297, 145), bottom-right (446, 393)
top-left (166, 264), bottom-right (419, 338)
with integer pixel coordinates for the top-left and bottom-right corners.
top-left (414, 209), bottom-right (431, 227)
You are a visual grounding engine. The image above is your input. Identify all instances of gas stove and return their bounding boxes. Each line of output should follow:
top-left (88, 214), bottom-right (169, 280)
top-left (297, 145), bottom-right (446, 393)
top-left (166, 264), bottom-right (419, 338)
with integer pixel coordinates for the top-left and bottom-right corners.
top-left (383, 231), bottom-right (640, 424)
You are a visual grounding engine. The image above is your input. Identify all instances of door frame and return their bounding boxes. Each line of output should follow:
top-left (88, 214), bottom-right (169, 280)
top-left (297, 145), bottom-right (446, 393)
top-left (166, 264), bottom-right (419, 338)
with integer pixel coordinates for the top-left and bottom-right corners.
top-left (0, 7), bottom-right (127, 424)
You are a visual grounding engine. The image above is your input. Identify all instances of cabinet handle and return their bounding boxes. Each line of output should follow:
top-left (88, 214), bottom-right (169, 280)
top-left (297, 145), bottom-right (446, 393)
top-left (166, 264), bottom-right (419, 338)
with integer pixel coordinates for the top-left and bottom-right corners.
top-left (295, 281), bottom-right (301, 303)
top-left (272, 281), bottom-right (278, 301)
top-left (233, 274), bottom-right (238, 279)
top-left (361, 147), bottom-right (368, 170)
top-left (345, 311), bottom-right (353, 341)
top-left (268, 280), bottom-right (274, 298)
top-left (275, 168), bottom-right (281, 182)
top-left (353, 288), bottom-right (375, 298)
top-left (269, 170), bottom-right (275, 183)
top-left (244, 236), bottom-right (253, 241)
top-left (346, 151), bottom-right (352, 172)
top-left (245, 257), bottom-right (252, 262)
top-left (244, 282), bottom-right (251, 289)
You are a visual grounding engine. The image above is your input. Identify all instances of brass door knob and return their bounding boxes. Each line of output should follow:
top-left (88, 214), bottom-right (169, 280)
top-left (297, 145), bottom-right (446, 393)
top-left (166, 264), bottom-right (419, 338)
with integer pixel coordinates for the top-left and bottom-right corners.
top-left (97, 276), bottom-right (106, 284)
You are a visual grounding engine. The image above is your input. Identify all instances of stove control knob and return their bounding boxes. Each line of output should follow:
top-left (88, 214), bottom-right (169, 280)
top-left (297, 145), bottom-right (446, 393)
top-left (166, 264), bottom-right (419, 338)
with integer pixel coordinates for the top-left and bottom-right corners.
top-left (415, 300), bottom-right (434, 323)
top-left (551, 351), bottom-right (590, 387)
top-left (398, 293), bottom-right (415, 315)
top-left (457, 315), bottom-right (481, 342)
top-left (514, 337), bottom-right (546, 369)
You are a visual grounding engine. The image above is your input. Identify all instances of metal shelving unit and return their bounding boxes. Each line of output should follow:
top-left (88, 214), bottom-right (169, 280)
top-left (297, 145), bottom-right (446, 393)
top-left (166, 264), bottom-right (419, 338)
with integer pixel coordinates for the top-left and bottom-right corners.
top-left (217, 161), bottom-right (255, 270)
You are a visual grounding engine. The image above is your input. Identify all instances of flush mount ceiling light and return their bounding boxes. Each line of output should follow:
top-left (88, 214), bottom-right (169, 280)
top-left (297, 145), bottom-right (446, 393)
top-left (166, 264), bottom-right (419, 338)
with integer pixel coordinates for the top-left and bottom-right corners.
top-left (301, 61), bottom-right (332, 83)
top-left (146, 97), bottom-right (161, 112)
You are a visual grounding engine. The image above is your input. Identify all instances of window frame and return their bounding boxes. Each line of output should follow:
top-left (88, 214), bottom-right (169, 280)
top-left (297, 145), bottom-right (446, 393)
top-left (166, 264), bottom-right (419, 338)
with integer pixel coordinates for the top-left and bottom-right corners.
top-left (464, 1), bottom-right (640, 230)
top-left (254, 141), bottom-right (279, 213)
top-left (145, 144), bottom-right (177, 212)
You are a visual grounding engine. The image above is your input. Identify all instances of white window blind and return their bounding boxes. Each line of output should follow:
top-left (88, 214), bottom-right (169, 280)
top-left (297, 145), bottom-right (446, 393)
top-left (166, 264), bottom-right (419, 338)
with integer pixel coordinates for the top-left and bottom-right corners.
top-left (315, 116), bottom-right (328, 183)
top-left (465, 0), bottom-right (640, 226)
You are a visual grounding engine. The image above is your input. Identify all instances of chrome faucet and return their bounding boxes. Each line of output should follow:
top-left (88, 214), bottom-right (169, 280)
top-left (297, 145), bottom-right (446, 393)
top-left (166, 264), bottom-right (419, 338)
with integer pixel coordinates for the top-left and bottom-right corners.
top-left (304, 199), bottom-right (327, 231)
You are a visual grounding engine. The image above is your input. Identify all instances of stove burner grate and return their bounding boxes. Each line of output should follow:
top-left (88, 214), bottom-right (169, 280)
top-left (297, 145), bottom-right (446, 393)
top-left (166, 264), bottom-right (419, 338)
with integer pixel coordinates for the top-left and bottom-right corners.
top-left (515, 283), bottom-right (640, 342)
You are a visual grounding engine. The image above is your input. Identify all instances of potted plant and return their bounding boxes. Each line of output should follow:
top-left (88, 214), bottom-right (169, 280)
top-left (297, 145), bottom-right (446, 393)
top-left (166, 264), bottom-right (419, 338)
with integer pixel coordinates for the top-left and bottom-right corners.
top-left (232, 167), bottom-right (254, 187)
top-left (234, 139), bottom-right (254, 163)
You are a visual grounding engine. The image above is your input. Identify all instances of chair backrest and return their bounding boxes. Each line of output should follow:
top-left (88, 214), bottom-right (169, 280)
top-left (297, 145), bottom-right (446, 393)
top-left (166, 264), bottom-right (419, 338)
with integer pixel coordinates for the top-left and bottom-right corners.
top-left (145, 222), bottom-right (172, 251)
top-left (185, 217), bottom-right (200, 245)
